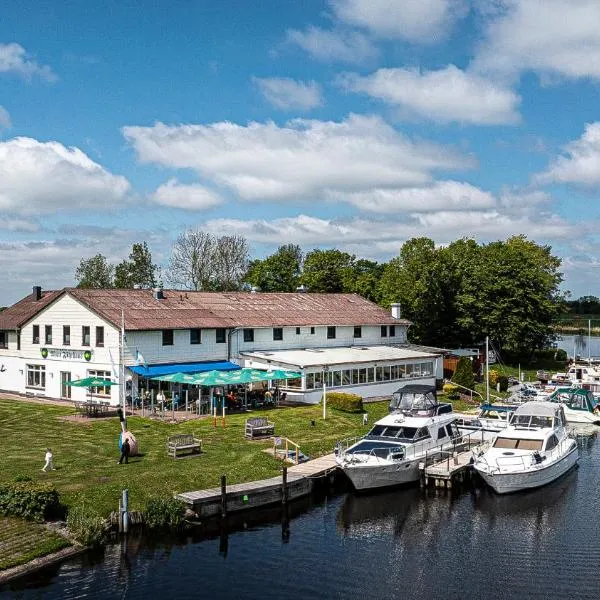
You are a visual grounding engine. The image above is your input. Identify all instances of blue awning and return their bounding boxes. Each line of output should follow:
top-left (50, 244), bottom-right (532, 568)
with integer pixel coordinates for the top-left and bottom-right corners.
top-left (129, 361), bottom-right (240, 378)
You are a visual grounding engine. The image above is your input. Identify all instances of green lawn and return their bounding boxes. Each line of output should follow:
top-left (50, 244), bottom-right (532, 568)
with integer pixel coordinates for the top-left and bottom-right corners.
top-left (0, 399), bottom-right (390, 516)
top-left (0, 518), bottom-right (70, 570)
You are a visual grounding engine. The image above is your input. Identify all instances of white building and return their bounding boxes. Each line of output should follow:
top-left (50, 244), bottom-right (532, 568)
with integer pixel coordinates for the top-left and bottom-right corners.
top-left (0, 286), bottom-right (441, 405)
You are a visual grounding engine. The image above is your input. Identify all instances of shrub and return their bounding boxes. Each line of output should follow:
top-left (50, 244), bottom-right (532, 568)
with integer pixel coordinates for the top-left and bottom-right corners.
top-left (144, 497), bottom-right (186, 530)
top-left (497, 375), bottom-right (509, 392)
top-left (67, 505), bottom-right (108, 547)
top-left (0, 482), bottom-right (61, 522)
top-left (443, 383), bottom-right (459, 400)
top-left (322, 392), bottom-right (363, 413)
top-left (555, 348), bottom-right (568, 362)
top-left (488, 369), bottom-right (501, 387)
top-left (452, 356), bottom-right (475, 391)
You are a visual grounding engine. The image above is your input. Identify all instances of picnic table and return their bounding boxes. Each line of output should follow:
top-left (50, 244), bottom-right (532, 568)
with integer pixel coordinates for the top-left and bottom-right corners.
top-left (75, 400), bottom-right (111, 417)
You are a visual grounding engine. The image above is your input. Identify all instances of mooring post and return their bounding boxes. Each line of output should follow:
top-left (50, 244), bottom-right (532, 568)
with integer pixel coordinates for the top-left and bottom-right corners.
top-left (220, 474), bottom-right (227, 518)
top-left (122, 489), bottom-right (129, 534)
top-left (118, 497), bottom-right (123, 533)
top-left (282, 466), bottom-right (288, 505)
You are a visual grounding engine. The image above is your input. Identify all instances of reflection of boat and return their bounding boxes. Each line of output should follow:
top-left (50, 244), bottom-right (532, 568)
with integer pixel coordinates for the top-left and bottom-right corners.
top-left (336, 394), bottom-right (459, 491)
top-left (546, 387), bottom-right (600, 425)
top-left (455, 404), bottom-right (517, 438)
top-left (474, 402), bottom-right (578, 494)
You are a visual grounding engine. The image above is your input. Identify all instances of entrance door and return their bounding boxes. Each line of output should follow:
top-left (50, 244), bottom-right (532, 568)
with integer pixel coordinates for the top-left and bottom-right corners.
top-left (61, 372), bottom-right (72, 399)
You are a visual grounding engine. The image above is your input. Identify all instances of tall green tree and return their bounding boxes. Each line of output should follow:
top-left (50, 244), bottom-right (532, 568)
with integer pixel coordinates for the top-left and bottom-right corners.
top-left (342, 259), bottom-right (384, 303)
top-left (451, 356), bottom-right (475, 391)
top-left (114, 242), bottom-right (157, 288)
top-left (244, 244), bottom-right (303, 292)
top-left (301, 249), bottom-right (355, 293)
top-left (456, 235), bottom-right (564, 357)
top-left (75, 254), bottom-right (114, 288)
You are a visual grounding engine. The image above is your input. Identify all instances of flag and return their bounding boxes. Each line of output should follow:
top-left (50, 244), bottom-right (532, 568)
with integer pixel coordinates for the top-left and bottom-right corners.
top-left (136, 350), bottom-right (146, 366)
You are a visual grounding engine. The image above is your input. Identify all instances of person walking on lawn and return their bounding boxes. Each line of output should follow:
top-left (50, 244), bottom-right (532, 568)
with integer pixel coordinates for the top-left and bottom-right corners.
top-left (42, 448), bottom-right (55, 472)
top-left (118, 437), bottom-right (131, 465)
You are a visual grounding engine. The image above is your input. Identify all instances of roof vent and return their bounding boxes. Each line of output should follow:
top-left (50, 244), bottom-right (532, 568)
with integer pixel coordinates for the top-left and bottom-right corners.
top-left (250, 286), bottom-right (259, 294)
top-left (152, 287), bottom-right (164, 300)
top-left (296, 284), bottom-right (308, 293)
top-left (133, 284), bottom-right (143, 290)
top-left (32, 286), bottom-right (42, 301)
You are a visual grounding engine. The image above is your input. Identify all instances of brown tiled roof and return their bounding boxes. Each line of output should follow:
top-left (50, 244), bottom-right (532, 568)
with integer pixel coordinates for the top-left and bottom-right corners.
top-left (0, 290), bottom-right (63, 330)
top-left (67, 288), bottom-right (410, 330)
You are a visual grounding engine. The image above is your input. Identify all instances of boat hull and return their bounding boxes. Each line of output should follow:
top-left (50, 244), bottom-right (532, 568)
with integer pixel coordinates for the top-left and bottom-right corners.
top-left (563, 407), bottom-right (600, 425)
top-left (476, 446), bottom-right (579, 494)
top-left (341, 459), bottom-right (421, 490)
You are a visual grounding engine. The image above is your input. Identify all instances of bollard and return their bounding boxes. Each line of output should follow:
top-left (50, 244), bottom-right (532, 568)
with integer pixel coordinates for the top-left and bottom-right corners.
top-left (122, 489), bottom-right (129, 534)
top-left (220, 475), bottom-right (227, 518)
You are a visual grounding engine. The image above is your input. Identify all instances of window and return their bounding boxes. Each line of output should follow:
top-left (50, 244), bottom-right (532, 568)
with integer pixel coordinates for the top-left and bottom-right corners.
top-left (243, 328), bottom-right (254, 343)
top-left (310, 327), bottom-right (315, 335)
top-left (63, 325), bottom-right (71, 346)
top-left (273, 328), bottom-right (283, 341)
top-left (216, 328), bottom-right (226, 344)
top-left (354, 326), bottom-right (362, 338)
top-left (26, 364), bottom-right (46, 389)
top-left (45, 325), bottom-right (52, 345)
top-left (87, 369), bottom-right (111, 396)
top-left (190, 328), bottom-right (201, 345)
top-left (545, 435), bottom-right (558, 451)
top-left (32, 325), bottom-right (40, 344)
top-left (82, 326), bottom-right (90, 346)
top-left (162, 329), bottom-right (174, 346)
top-left (327, 326), bottom-right (336, 339)
top-left (381, 325), bottom-right (388, 337)
top-left (296, 327), bottom-right (301, 335)
top-left (389, 325), bottom-right (396, 337)
top-left (96, 326), bottom-right (104, 347)
top-left (0, 331), bottom-right (7, 349)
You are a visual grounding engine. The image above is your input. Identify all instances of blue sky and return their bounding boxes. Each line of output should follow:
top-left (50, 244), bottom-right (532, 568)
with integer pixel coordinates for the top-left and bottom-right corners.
top-left (1, 0), bottom-right (600, 305)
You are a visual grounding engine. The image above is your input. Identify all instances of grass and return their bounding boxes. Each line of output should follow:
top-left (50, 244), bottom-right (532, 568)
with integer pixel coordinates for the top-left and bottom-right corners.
top-left (0, 518), bottom-right (70, 570)
top-left (0, 399), bottom-right (390, 517)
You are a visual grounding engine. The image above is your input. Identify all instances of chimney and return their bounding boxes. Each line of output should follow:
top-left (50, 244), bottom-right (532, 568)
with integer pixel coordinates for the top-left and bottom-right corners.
top-left (391, 303), bottom-right (401, 319)
top-left (32, 286), bottom-right (42, 301)
top-left (250, 286), bottom-right (259, 294)
top-left (133, 284), bottom-right (143, 290)
top-left (296, 284), bottom-right (308, 293)
top-left (152, 287), bottom-right (164, 300)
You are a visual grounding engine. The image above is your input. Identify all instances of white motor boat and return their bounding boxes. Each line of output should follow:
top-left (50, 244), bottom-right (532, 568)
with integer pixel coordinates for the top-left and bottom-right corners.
top-left (474, 402), bottom-right (579, 494)
top-left (336, 395), bottom-right (459, 491)
top-left (455, 404), bottom-right (517, 439)
top-left (546, 387), bottom-right (600, 425)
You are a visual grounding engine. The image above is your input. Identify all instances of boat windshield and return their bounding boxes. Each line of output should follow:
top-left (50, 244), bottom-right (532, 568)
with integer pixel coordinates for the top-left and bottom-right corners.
top-left (511, 415), bottom-right (553, 428)
top-left (493, 437), bottom-right (543, 450)
top-left (367, 425), bottom-right (423, 441)
top-left (346, 440), bottom-right (402, 458)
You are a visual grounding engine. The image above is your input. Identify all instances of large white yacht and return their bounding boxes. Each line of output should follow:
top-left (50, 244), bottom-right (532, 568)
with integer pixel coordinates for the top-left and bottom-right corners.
top-left (474, 402), bottom-right (578, 494)
top-left (336, 393), bottom-right (459, 490)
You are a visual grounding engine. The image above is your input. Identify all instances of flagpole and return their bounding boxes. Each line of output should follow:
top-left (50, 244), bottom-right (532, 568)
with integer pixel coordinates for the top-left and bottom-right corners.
top-left (121, 310), bottom-right (126, 417)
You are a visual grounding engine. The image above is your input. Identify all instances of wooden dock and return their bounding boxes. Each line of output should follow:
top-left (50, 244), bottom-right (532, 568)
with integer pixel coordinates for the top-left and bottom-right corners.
top-left (422, 440), bottom-right (489, 489)
top-left (177, 453), bottom-right (339, 518)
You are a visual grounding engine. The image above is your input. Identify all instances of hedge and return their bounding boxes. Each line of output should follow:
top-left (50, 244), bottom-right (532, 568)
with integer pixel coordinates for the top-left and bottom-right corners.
top-left (322, 392), bottom-right (363, 413)
top-left (0, 482), bottom-right (61, 522)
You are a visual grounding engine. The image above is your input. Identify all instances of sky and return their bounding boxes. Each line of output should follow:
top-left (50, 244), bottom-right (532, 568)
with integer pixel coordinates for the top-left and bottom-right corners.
top-left (1, 0), bottom-right (600, 305)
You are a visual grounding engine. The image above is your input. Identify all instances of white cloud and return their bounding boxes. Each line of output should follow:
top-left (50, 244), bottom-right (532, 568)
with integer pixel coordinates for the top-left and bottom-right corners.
top-left (328, 180), bottom-right (496, 213)
top-left (123, 114), bottom-right (472, 202)
top-left (252, 77), bottom-right (324, 111)
top-left (0, 106), bottom-right (11, 130)
top-left (0, 217), bottom-right (39, 232)
top-left (285, 26), bottom-right (378, 64)
top-left (151, 178), bottom-right (223, 211)
top-left (0, 137), bottom-right (130, 215)
top-left (473, 0), bottom-right (600, 81)
top-left (536, 123), bottom-right (600, 187)
top-left (339, 65), bottom-right (521, 125)
top-left (202, 210), bottom-right (577, 250)
top-left (331, 0), bottom-right (468, 43)
top-left (0, 43), bottom-right (57, 82)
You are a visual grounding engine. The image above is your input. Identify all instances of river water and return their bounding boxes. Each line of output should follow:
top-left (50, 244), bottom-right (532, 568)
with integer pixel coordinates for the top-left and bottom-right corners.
top-left (557, 334), bottom-right (600, 359)
top-left (3, 426), bottom-right (600, 600)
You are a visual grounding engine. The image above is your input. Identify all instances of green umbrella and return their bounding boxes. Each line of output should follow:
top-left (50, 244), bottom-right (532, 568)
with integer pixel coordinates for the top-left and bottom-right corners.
top-left (264, 369), bottom-right (302, 381)
top-left (66, 376), bottom-right (119, 387)
top-left (151, 372), bottom-right (202, 384)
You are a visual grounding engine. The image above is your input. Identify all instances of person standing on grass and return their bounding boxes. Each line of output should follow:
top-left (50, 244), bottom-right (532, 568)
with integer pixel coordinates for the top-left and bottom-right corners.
top-left (42, 448), bottom-right (55, 472)
top-left (118, 437), bottom-right (131, 465)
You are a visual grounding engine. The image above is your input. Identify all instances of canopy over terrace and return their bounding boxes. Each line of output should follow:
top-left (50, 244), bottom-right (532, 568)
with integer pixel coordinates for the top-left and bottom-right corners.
top-left (151, 368), bottom-right (301, 385)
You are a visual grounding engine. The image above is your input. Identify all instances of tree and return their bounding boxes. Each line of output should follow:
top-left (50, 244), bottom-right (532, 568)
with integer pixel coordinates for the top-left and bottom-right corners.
top-left (244, 244), bottom-right (303, 292)
top-left (452, 356), bottom-right (475, 391)
top-left (75, 254), bottom-right (114, 288)
top-left (114, 242), bottom-right (157, 289)
top-left (167, 230), bottom-right (249, 291)
top-left (341, 259), bottom-right (384, 303)
top-left (301, 249), bottom-right (355, 293)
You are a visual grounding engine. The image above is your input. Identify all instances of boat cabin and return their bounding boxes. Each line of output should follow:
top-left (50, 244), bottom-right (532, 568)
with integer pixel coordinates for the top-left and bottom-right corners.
top-left (548, 388), bottom-right (598, 414)
top-left (509, 402), bottom-right (565, 430)
top-left (388, 384), bottom-right (451, 417)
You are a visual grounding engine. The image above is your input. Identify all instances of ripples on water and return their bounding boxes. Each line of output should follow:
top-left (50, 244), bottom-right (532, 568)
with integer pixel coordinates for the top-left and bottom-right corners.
top-left (4, 426), bottom-right (599, 600)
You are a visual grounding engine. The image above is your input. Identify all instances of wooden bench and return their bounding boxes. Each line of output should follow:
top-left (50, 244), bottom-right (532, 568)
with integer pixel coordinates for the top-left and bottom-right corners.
top-left (167, 434), bottom-right (202, 458)
top-left (245, 417), bottom-right (275, 439)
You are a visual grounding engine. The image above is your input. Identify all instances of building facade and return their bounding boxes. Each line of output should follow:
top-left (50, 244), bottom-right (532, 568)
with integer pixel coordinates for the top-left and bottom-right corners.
top-left (0, 287), bottom-right (441, 405)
